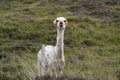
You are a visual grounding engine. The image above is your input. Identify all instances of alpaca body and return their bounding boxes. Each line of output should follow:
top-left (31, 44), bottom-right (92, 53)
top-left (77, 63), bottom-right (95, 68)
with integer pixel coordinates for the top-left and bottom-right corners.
top-left (37, 17), bottom-right (67, 77)
top-left (37, 45), bottom-right (65, 76)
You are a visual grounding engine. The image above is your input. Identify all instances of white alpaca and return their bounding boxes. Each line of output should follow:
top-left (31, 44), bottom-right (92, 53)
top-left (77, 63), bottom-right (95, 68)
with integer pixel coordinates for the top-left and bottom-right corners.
top-left (37, 17), bottom-right (67, 77)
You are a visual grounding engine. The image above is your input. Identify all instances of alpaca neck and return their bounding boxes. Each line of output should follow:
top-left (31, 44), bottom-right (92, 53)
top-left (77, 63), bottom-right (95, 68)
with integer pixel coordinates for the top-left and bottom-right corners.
top-left (56, 29), bottom-right (65, 59)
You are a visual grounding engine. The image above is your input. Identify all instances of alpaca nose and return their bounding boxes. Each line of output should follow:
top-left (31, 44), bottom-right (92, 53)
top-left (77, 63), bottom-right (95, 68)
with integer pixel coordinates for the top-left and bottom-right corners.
top-left (60, 22), bottom-right (63, 28)
top-left (60, 22), bottom-right (63, 25)
top-left (60, 23), bottom-right (63, 28)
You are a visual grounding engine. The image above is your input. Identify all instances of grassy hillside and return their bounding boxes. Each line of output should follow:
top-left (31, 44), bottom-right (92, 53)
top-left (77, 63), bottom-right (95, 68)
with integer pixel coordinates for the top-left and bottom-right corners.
top-left (0, 0), bottom-right (120, 80)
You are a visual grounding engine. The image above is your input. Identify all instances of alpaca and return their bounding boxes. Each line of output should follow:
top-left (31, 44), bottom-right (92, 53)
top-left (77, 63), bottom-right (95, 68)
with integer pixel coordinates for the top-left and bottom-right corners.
top-left (37, 17), bottom-right (67, 77)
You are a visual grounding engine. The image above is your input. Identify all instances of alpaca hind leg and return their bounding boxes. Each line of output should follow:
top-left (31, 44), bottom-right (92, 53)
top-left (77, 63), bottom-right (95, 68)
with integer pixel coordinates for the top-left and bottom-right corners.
top-left (38, 62), bottom-right (41, 77)
top-left (41, 66), bottom-right (46, 77)
top-left (38, 63), bottom-right (45, 76)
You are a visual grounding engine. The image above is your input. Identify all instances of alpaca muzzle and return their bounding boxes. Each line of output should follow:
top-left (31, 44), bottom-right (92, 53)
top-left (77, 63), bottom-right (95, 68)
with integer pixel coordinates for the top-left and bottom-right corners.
top-left (60, 22), bottom-right (63, 28)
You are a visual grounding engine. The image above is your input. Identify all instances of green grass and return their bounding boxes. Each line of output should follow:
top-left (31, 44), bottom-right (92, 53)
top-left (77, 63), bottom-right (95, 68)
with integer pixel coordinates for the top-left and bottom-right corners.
top-left (0, 0), bottom-right (120, 80)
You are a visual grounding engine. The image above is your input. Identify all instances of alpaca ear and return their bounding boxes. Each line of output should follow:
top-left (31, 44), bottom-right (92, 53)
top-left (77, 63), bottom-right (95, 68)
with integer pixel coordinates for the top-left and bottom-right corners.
top-left (66, 20), bottom-right (68, 23)
top-left (53, 19), bottom-right (56, 24)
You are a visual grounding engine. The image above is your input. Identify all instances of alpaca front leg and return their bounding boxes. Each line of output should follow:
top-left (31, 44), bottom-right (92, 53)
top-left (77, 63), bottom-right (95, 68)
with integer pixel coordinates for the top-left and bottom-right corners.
top-left (52, 67), bottom-right (58, 78)
top-left (57, 61), bottom-right (65, 77)
top-left (55, 70), bottom-right (58, 78)
top-left (60, 68), bottom-right (63, 75)
top-left (57, 67), bottom-right (63, 78)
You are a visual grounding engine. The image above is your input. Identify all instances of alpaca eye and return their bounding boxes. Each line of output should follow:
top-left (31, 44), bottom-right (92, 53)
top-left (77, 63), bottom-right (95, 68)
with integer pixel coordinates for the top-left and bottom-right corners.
top-left (64, 20), bottom-right (66, 23)
top-left (56, 20), bottom-right (59, 22)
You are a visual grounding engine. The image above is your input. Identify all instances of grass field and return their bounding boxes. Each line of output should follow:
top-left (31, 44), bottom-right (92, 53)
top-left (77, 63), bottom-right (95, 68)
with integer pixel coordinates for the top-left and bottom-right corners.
top-left (0, 0), bottom-right (120, 80)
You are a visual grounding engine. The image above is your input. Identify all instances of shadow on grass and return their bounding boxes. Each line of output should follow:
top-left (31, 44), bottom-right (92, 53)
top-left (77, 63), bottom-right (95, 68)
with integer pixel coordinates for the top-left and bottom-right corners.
top-left (35, 75), bottom-right (86, 80)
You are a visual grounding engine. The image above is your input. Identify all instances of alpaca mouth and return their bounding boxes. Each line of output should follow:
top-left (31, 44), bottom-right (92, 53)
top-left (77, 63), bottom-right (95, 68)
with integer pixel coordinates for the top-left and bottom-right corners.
top-left (60, 24), bottom-right (63, 28)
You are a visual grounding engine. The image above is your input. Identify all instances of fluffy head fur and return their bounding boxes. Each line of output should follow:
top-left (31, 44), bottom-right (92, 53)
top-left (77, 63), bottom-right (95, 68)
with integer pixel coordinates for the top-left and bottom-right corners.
top-left (53, 17), bottom-right (67, 30)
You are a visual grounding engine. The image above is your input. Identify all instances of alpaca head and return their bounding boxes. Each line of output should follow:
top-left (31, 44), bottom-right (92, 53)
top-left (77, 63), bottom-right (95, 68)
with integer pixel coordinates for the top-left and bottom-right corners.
top-left (53, 17), bottom-right (67, 30)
